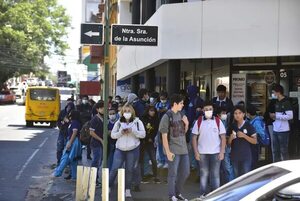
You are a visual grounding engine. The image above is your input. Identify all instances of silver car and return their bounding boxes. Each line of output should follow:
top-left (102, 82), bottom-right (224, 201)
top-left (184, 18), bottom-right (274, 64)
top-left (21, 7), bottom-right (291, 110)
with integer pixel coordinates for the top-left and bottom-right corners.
top-left (193, 160), bottom-right (300, 201)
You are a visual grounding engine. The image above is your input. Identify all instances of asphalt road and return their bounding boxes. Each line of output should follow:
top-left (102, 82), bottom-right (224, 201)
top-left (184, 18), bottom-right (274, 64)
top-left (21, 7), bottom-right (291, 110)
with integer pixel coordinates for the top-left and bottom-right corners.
top-left (0, 104), bottom-right (58, 201)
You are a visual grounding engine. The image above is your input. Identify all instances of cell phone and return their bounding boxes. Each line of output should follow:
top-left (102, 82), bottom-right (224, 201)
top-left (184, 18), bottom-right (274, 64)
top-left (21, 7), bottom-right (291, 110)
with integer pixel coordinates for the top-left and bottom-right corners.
top-left (172, 154), bottom-right (175, 160)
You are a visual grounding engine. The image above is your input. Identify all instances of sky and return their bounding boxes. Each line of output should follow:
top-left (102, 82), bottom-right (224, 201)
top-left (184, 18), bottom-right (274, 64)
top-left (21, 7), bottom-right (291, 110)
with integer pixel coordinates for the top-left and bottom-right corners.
top-left (45, 0), bottom-right (84, 75)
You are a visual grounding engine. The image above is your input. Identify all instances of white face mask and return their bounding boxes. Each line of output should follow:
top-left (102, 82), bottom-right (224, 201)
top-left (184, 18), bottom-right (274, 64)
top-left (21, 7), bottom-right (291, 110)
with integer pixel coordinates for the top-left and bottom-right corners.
top-left (82, 100), bottom-right (88, 104)
top-left (109, 114), bottom-right (116, 121)
top-left (272, 93), bottom-right (278, 99)
top-left (204, 111), bottom-right (213, 119)
top-left (123, 112), bottom-right (132, 120)
top-left (221, 114), bottom-right (227, 121)
top-left (150, 97), bottom-right (155, 103)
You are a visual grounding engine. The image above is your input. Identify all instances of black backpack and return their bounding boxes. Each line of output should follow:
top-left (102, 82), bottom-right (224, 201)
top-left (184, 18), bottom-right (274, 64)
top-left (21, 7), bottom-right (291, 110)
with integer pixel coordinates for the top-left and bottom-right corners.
top-left (159, 110), bottom-right (184, 143)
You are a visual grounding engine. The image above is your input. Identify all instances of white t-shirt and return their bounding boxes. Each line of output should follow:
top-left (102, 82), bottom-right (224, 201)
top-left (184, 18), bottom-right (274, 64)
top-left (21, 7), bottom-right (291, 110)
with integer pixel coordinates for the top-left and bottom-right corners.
top-left (192, 118), bottom-right (226, 154)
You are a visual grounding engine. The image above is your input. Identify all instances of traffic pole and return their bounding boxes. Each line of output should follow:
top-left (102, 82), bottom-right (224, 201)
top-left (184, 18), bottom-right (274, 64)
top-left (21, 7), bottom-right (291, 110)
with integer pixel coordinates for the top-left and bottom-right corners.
top-left (102, 0), bottom-right (110, 169)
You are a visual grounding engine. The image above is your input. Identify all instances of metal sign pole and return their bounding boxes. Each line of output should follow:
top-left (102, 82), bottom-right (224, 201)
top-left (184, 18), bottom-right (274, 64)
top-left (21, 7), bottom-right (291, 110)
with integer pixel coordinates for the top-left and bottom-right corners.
top-left (102, 0), bottom-right (110, 169)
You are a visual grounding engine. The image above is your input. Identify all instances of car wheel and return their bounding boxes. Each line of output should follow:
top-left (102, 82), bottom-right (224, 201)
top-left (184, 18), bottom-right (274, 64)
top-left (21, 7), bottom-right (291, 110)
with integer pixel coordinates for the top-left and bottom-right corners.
top-left (69, 84), bottom-right (74, 88)
top-left (50, 122), bottom-right (56, 128)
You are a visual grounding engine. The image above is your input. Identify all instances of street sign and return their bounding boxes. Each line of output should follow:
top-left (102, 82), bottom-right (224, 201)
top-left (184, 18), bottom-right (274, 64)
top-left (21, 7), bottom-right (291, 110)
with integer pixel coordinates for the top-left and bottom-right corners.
top-left (81, 23), bottom-right (104, 45)
top-left (111, 24), bottom-right (158, 46)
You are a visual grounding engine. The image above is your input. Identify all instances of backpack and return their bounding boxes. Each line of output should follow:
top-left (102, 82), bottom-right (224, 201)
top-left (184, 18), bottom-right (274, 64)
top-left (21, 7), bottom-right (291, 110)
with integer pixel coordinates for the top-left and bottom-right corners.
top-left (80, 121), bottom-right (91, 145)
top-left (197, 116), bottom-right (221, 133)
top-left (252, 118), bottom-right (270, 146)
top-left (159, 110), bottom-right (184, 143)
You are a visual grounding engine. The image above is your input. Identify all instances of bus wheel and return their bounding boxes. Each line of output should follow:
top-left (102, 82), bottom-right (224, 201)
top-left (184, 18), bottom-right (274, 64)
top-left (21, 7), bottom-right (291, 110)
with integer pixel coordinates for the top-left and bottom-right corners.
top-left (26, 121), bottom-right (33, 127)
top-left (50, 122), bottom-right (56, 128)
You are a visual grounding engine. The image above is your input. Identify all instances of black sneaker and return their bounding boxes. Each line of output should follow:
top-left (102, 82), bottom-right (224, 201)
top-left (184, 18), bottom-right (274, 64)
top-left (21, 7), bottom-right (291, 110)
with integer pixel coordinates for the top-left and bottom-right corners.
top-left (176, 194), bottom-right (188, 201)
top-left (64, 175), bottom-right (71, 180)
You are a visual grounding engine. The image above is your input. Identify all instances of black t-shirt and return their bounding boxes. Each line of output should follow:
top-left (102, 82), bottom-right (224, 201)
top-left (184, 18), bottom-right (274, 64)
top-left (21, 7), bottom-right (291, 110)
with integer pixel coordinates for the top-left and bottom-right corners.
top-left (89, 115), bottom-right (103, 148)
top-left (230, 121), bottom-right (256, 162)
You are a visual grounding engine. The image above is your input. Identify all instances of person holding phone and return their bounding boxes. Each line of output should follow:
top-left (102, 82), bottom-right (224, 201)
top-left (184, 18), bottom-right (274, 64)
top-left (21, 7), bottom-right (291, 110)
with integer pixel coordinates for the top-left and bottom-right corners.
top-left (109, 104), bottom-right (145, 198)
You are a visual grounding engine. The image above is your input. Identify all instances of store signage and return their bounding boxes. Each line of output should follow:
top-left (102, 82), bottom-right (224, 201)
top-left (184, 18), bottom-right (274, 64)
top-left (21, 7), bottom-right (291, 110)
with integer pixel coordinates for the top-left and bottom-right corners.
top-left (81, 23), bottom-right (104, 45)
top-left (232, 74), bottom-right (246, 105)
top-left (111, 24), bottom-right (158, 46)
top-left (264, 71), bottom-right (275, 85)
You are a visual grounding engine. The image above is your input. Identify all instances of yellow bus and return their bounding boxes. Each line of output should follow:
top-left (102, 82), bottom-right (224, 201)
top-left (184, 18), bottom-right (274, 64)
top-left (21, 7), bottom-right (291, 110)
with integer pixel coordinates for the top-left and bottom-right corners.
top-left (25, 87), bottom-right (60, 127)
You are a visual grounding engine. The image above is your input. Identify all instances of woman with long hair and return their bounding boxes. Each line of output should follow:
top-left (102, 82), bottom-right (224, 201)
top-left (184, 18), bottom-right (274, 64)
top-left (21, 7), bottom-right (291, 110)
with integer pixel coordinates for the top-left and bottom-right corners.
top-left (109, 104), bottom-right (146, 198)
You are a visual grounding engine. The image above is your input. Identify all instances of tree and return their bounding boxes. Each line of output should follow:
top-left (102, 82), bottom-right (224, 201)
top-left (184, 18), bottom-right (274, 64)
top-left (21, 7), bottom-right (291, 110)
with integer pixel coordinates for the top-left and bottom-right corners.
top-left (0, 0), bottom-right (71, 85)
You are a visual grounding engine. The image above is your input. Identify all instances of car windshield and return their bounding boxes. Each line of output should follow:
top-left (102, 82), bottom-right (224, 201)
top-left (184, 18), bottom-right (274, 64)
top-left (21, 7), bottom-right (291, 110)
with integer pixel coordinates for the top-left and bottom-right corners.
top-left (30, 89), bottom-right (56, 101)
top-left (203, 166), bottom-right (290, 201)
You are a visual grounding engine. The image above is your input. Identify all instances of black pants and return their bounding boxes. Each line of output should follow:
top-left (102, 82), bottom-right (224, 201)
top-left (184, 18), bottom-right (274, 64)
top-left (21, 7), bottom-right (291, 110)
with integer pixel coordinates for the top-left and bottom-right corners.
top-left (140, 143), bottom-right (157, 178)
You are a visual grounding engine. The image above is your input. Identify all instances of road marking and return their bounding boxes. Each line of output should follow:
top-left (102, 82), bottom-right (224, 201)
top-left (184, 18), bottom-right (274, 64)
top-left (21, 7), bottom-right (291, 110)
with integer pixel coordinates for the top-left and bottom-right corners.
top-left (16, 137), bottom-right (49, 180)
top-left (31, 176), bottom-right (47, 179)
top-left (38, 137), bottom-right (48, 148)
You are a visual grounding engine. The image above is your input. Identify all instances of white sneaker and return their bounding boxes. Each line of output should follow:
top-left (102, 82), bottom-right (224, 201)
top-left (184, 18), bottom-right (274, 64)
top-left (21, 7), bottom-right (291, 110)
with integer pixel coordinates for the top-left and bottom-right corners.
top-left (125, 189), bottom-right (132, 198)
top-left (169, 196), bottom-right (178, 201)
top-left (163, 163), bottom-right (169, 169)
top-left (157, 163), bottom-right (163, 168)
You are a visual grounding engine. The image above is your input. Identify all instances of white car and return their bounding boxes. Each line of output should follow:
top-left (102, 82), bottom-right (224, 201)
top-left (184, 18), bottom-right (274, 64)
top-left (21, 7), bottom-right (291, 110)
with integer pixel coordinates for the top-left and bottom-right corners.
top-left (193, 160), bottom-right (300, 201)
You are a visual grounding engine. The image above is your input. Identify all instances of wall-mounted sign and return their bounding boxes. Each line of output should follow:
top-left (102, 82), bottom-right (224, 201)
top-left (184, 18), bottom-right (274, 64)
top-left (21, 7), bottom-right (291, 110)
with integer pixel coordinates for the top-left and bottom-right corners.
top-left (232, 74), bottom-right (246, 105)
top-left (264, 71), bottom-right (276, 85)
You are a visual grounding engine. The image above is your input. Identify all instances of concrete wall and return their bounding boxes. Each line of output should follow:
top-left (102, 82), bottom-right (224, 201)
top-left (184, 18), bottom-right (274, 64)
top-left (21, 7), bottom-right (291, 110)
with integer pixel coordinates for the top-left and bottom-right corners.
top-left (117, 0), bottom-right (300, 80)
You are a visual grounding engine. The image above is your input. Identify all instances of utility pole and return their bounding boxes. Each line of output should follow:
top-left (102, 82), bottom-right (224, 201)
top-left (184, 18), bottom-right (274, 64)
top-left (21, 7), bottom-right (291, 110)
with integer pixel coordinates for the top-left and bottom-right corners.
top-left (102, 0), bottom-right (110, 168)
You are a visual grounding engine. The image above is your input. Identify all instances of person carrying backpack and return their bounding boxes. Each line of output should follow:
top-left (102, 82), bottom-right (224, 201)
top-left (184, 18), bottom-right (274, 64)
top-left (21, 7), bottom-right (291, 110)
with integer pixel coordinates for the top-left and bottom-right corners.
top-left (109, 104), bottom-right (145, 198)
top-left (159, 94), bottom-right (190, 201)
top-left (192, 101), bottom-right (226, 198)
top-left (89, 101), bottom-right (105, 186)
top-left (247, 104), bottom-right (270, 169)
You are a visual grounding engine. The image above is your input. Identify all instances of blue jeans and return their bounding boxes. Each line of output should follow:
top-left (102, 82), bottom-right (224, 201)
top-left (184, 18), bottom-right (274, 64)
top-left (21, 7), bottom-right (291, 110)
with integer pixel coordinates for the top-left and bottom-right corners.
top-left (56, 132), bottom-right (66, 165)
top-left (109, 146), bottom-right (140, 189)
top-left (232, 159), bottom-right (252, 178)
top-left (107, 143), bottom-right (115, 170)
top-left (91, 145), bottom-right (103, 181)
top-left (272, 131), bottom-right (289, 162)
top-left (156, 133), bottom-right (167, 165)
top-left (221, 146), bottom-right (235, 184)
top-left (199, 154), bottom-right (221, 195)
top-left (167, 154), bottom-right (190, 198)
top-left (55, 138), bottom-right (81, 179)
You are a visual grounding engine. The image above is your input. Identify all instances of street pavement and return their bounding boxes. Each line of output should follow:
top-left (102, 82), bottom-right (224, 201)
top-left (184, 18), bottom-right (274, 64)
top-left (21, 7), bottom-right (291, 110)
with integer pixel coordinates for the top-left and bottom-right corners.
top-left (0, 104), bottom-right (199, 201)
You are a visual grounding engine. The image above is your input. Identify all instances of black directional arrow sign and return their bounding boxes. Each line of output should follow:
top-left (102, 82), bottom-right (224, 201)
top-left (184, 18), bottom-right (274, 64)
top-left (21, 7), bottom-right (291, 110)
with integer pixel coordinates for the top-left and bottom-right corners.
top-left (80, 23), bottom-right (104, 45)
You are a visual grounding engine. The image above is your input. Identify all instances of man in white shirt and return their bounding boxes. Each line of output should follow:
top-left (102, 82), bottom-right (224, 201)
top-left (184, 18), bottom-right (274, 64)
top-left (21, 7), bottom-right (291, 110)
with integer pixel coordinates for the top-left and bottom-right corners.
top-left (192, 101), bottom-right (226, 197)
top-left (269, 84), bottom-right (293, 162)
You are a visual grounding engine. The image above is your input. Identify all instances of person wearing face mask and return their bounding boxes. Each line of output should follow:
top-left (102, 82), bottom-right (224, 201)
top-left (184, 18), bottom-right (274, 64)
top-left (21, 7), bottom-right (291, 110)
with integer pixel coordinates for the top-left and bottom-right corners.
top-left (56, 101), bottom-right (75, 166)
top-left (109, 104), bottom-right (145, 198)
top-left (269, 84), bottom-right (293, 162)
top-left (140, 106), bottom-right (160, 183)
top-left (216, 107), bottom-right (234, 184)
top-left (89, 101), bottom-right (105, 187)
top-left (155, 91), bottom-right (170, 169)
top-left (192, 101), bottom-right (226, 198)
top-left (54, 110), bottom-right (82, 180)
top-left (107, 107), bottom-right (118, 170)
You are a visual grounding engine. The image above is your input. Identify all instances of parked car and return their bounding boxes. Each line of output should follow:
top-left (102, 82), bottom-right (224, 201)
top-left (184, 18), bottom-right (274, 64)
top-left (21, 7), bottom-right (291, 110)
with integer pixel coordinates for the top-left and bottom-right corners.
top-left (0, 90), bottom-right (16, 104)
top-left (193, 160), bottom-right (300, 201)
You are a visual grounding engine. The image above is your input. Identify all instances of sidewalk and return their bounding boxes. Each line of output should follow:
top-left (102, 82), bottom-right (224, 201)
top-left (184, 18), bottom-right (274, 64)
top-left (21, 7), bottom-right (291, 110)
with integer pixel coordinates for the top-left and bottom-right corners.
top-left (30, 148), bottom-right (199, 201)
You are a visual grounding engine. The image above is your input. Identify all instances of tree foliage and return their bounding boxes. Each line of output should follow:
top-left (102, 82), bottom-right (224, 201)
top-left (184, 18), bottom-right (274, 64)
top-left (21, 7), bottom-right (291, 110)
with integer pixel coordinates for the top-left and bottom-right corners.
top-left (0, 0), bottom-right (71, 84)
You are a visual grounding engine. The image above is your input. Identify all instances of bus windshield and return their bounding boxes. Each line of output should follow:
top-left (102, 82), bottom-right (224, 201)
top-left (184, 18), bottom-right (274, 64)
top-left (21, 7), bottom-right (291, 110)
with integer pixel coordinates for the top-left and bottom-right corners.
top-left (30, 89), bottom-right (56, 101)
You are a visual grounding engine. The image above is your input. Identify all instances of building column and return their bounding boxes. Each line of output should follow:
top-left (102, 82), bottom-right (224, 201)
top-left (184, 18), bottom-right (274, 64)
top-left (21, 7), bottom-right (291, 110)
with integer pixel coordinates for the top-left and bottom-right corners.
top-left (141, 0), bottom-right (156, 24)
top-left (131, 75), bottom-right (140, 94)
top-left (144, 68), bottom-right (156, 92)
top-left (167, 60), bottom-right (181, 95)
top-left (132, 0), bottom-right (141, 24)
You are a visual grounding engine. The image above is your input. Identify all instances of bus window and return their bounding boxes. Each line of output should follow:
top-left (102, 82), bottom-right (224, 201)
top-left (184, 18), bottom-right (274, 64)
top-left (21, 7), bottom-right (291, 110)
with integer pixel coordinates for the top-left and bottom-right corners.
top-left (30, 89), bottom-right (56, 101)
